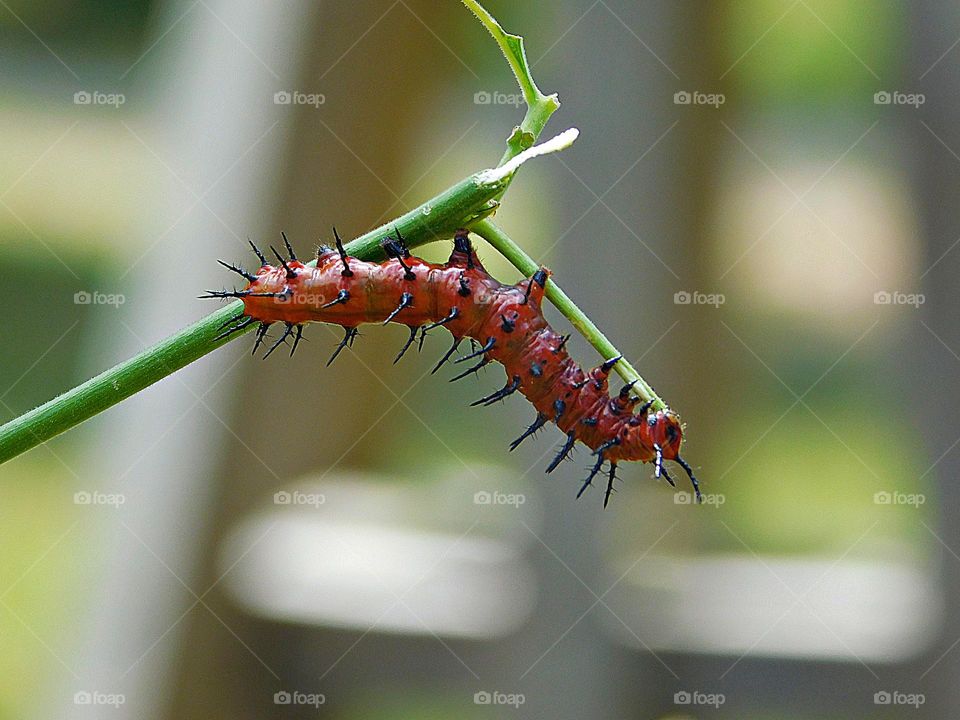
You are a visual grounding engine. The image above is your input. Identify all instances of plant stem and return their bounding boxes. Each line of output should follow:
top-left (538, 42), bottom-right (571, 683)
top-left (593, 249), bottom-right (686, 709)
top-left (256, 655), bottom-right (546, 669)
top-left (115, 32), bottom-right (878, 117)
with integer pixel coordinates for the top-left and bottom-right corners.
top-left (460, 0), bottom-right (560, 169)
top-left (470, 218), bottom-right (666, 410)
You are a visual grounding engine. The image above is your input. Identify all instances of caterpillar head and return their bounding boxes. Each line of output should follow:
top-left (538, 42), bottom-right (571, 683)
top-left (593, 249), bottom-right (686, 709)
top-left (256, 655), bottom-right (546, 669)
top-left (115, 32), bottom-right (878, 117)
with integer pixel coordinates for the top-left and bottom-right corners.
top-left (649, 409), bottom-right (683, 460)
top-left (620, 408), bottom-right (701, 501)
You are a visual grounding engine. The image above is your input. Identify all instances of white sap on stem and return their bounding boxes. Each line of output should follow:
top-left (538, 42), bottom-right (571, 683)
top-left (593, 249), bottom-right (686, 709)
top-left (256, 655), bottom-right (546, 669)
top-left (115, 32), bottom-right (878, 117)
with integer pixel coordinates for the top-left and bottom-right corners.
top-left (476, 127), bottom-right (580, 184)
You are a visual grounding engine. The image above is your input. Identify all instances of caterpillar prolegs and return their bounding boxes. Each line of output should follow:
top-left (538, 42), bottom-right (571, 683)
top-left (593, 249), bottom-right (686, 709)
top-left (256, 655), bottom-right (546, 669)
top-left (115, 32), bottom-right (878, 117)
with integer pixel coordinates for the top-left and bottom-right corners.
top-left (205, 229), bottom-right (702, 507)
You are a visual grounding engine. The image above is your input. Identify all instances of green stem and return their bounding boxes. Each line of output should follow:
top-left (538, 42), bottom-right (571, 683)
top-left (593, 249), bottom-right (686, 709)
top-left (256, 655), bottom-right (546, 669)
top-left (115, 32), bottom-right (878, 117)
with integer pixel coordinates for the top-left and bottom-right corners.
top-left (470, 218), bottom-right (666, 411)
top-left (460, 0), bottom-right (560, 169)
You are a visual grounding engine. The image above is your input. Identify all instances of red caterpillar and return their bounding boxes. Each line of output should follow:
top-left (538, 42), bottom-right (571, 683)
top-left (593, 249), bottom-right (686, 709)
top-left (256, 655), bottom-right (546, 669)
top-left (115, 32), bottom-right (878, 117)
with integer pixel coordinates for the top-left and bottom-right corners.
top-left (205, 229), bottom-right (701, 506)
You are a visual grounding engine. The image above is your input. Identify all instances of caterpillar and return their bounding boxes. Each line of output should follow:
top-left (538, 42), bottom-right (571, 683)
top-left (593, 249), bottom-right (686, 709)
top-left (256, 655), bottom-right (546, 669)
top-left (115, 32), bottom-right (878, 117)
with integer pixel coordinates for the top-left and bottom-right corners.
top-left (204, 228), bottom-right (702, 507)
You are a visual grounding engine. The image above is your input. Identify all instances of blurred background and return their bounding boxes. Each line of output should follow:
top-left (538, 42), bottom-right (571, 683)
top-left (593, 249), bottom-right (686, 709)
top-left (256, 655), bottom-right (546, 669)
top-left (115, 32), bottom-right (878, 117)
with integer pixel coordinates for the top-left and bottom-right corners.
top-left (1, 0), bottom-right (958, 717)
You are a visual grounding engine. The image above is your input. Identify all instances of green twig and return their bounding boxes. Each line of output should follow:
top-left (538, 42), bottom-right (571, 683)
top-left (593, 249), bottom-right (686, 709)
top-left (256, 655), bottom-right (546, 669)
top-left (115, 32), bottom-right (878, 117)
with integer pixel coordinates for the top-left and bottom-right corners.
top-left (470, 218), bottom-right (666, 410)
top-left (461, 0), bottom-right (561, 170)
